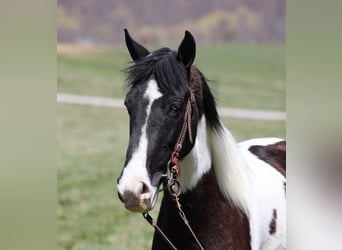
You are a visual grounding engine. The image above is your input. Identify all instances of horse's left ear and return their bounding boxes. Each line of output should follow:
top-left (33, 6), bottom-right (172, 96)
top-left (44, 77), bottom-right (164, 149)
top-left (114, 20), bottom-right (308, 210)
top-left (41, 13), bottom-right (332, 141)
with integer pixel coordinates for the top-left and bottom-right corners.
top-left (124, 29), bottom-right (150, 62)
top-left (177, 31), bottom-right (196, 70)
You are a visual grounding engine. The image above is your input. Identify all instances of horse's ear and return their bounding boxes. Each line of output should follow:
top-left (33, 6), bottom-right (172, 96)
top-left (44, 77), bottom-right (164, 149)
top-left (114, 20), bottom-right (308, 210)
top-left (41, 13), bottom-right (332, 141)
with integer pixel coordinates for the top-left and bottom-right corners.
top-left (124, 29), bottom-right (150, 62)
top-left (177, 31), bottom-right (196, 70)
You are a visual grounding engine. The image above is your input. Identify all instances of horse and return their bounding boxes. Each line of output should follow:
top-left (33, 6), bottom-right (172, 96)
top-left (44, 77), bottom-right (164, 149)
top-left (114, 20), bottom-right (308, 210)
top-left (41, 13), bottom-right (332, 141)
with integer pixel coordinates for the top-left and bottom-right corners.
top-left (117, 29), bottom-right (286, 250)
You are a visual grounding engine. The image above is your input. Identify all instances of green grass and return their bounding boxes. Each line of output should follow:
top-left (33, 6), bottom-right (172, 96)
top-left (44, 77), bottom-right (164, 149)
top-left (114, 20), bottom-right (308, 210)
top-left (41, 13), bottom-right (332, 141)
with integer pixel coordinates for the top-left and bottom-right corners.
top-left (196, 46), bottom-right (285, 111)
top-left (58, 45), bottom-right (285, 249)
top-left (58, 45), bottom-right (285, 111)
top-left (58, 48), bottom-right (128, 98)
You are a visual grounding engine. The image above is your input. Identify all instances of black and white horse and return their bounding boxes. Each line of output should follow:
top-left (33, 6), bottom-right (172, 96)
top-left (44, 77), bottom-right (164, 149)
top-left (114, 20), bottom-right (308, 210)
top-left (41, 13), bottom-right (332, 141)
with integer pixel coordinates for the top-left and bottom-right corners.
top-left (117, 30), bottom-right (286, 250)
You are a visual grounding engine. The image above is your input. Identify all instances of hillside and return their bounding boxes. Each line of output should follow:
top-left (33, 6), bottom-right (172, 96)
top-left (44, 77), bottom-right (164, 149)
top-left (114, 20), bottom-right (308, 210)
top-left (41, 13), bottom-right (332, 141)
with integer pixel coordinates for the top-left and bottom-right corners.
top-left (58, 0), bottom-right (285, 45)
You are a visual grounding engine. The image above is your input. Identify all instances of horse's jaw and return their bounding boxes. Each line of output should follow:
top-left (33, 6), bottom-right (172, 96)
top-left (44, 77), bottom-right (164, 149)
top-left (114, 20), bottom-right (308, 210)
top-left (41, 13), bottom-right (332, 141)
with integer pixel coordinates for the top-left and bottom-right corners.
top-left (178, 116), bottom-right (212, 193)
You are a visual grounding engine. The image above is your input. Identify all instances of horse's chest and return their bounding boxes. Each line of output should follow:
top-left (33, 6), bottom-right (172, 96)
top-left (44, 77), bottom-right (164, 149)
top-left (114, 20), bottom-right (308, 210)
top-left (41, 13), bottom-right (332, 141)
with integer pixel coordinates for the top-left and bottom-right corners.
top-left (186, 199), bottom-right (251, 250)
top-left (153, 170), bottom-right (251, 250)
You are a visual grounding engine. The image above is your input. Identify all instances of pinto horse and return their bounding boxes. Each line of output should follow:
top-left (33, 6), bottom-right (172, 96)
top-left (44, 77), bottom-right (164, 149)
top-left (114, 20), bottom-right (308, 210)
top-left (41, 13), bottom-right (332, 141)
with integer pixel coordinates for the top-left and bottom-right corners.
top-left (117, 29), bottom-right (286, 250)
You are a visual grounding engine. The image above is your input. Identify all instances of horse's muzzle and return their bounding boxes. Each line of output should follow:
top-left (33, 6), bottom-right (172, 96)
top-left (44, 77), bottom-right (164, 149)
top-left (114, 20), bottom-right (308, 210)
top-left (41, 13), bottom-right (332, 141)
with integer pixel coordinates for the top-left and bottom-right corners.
top-left (117, 181), bottom-right (158, 213)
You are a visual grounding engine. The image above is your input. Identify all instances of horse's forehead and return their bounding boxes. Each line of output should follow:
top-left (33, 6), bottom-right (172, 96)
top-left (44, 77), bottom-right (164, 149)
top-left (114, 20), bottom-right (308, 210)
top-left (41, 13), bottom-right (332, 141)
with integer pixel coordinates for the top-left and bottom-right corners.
top-left (143, 79), bottom-right (163, 101)
top-left (128, 81), bottom-right (179, 105)
top-left (126, 79), bottom-right (163, 116)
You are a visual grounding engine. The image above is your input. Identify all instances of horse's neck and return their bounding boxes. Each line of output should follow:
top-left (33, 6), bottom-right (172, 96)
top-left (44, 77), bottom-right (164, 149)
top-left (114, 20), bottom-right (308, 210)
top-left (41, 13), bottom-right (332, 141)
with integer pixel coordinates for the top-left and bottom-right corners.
top-left (179, 116), bottom-right (252, 215)
top-left (154, 116), bottom-right (252, 249)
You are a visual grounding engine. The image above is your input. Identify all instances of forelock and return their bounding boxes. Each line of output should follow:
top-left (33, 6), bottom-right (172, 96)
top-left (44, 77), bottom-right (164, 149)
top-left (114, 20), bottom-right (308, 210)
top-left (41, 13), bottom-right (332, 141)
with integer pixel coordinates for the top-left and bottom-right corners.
top-left (125, 48), bottom-right (188, 94)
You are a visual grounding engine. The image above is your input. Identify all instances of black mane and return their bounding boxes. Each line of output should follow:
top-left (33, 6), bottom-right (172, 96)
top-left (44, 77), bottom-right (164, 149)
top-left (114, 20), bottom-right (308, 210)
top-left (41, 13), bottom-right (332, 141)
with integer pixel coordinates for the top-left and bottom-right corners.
top-left (196, 68), bottom-right (221, 131)
top-left (126, 48), bottom-right (188, 94)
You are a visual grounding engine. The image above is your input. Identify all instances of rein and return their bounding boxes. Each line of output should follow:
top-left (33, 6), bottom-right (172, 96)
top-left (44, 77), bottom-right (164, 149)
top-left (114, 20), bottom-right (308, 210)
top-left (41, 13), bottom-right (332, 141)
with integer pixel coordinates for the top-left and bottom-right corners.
top-left (142, 88), bottom-right (204, 250)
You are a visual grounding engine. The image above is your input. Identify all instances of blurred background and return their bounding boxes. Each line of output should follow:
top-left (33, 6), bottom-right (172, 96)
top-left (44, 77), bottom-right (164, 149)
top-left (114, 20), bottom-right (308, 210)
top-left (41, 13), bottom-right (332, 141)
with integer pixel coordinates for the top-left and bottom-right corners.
top-left (58, 0), bottom-right (285, 45)
top-left (57, 0), bottom-right (285, 249)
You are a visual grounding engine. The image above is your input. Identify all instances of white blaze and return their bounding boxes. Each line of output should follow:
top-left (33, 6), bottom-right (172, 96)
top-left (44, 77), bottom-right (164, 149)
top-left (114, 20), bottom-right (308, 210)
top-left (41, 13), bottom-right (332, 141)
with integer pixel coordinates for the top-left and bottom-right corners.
top-left (117, 79), bottom-right (162, 197)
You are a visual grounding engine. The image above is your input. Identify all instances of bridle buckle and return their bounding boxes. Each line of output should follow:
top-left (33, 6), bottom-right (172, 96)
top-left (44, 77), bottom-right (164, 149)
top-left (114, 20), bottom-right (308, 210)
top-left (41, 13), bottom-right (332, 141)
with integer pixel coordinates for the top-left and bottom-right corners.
top-left (166, 160), bottom-right (181, 198)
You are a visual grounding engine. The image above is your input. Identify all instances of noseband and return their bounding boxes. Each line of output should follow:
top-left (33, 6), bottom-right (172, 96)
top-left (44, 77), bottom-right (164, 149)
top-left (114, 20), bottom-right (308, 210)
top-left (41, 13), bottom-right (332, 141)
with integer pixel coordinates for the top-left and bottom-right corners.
top-left (142, 88), bottom-right (205, 250)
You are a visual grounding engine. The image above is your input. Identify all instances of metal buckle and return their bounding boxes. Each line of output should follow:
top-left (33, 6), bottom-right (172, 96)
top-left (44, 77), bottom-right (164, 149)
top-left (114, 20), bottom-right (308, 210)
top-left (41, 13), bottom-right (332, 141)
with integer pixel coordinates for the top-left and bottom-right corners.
top-left (166, 160), bottom-right (181, 198)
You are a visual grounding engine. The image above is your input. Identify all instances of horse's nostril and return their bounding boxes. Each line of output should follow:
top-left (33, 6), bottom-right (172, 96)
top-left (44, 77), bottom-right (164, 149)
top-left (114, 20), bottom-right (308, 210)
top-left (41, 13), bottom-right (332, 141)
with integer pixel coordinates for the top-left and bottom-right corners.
top-left (141, 182), bottom-right (150, 195)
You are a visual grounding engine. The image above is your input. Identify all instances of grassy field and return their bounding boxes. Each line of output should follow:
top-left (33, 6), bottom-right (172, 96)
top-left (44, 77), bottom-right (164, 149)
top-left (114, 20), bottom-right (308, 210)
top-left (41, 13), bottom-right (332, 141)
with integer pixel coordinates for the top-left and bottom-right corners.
top-left (58, 45), bottom-right (285, 111)
top-left (57, 45), bottom-right (285, 250)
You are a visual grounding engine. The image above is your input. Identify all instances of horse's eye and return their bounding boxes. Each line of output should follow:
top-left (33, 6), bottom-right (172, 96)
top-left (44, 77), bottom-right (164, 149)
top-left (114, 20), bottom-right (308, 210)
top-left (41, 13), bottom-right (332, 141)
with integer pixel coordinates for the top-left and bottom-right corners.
top-left (170, 102), bottom-right (182, 112)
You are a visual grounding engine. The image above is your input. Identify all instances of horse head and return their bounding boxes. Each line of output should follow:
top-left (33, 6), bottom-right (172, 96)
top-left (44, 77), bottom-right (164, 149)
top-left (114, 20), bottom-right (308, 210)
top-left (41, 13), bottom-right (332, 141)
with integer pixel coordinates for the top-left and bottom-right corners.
top-left (117, 30), bottom-right (203, 212)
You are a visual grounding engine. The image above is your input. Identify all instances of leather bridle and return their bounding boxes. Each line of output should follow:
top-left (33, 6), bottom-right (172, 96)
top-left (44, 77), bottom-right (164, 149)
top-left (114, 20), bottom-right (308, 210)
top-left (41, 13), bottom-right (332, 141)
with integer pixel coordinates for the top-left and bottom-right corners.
top-left (166, 87), bottom-right (195, 196)
top-left (142, 88), bottom-right (204, 250)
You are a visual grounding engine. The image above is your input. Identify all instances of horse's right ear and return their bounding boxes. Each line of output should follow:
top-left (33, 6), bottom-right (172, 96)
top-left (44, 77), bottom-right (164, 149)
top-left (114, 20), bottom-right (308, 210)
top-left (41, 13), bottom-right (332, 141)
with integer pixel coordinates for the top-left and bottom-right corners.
top-left (124, 29), bottom-right (150, 62)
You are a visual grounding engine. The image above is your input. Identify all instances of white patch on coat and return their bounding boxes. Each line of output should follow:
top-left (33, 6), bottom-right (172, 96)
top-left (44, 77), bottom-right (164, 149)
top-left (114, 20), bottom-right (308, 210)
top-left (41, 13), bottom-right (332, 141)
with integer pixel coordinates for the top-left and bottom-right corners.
top-left (238, 138), bottom-right (286, 250)
top-left (117, 79), bottom-right (162, 200)
top-left (179, 116), bottom-right (211, 191)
